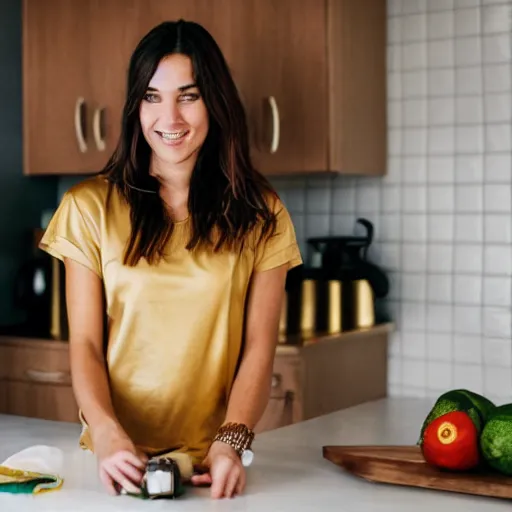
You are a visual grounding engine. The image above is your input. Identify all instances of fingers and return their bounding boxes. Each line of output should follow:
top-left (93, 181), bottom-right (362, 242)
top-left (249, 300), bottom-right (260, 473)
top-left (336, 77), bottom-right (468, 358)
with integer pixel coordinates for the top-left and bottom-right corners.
top-left (105, 463), bottom-right (141, 494)
top-left (210, 458), bottom-right (231, 499)
top-left (99, 467), bottom-right (117, 496)
top-left (224, 467), bottom-right (240, 498)
top-left (121, 451), bottom-right (147, 469)
top-left (100, 451), bottom-right (145, 495)
top-left (236, 468), bottom-right (246, 496)
top-left (210, 458), bottom-right (245, 499)
top-left (190, 473), bottom-right (213, 486)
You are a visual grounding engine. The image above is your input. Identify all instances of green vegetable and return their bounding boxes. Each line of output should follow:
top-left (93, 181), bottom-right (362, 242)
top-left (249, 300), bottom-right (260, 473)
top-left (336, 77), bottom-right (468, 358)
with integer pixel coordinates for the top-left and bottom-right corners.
top-left (418, 389), bottom-right (495, 446)
top-left (480, 404), bottom-right (512, 475)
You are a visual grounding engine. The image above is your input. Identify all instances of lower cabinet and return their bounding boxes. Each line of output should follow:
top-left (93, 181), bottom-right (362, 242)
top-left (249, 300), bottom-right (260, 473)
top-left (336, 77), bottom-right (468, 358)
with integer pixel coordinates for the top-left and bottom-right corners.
top-left (3, 381), bottom-right (78, 423)
top-left (0, 325), bottom-right (391, 431)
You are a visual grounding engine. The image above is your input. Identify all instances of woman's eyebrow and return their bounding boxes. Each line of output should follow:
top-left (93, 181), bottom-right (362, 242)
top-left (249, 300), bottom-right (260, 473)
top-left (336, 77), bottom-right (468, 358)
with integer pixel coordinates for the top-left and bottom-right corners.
top-left (146, 83), bottom-right (198, 92)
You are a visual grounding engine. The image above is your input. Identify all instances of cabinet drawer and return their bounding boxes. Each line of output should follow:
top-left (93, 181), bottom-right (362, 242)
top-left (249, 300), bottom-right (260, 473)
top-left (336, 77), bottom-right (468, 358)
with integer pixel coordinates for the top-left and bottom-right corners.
top-left (0, 344), bottom-right (71, 385)
top-left (270, 354), bottom-right (299, 399)
top-left (254, 393), bottom-right (294, 434)
top-left (3, 380), bottom-right (79, 423)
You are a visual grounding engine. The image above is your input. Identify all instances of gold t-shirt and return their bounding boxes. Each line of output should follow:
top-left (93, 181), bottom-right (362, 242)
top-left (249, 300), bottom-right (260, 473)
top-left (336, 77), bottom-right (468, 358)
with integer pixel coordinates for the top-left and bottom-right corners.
top-left (39, 176), bottom-right (302, 462)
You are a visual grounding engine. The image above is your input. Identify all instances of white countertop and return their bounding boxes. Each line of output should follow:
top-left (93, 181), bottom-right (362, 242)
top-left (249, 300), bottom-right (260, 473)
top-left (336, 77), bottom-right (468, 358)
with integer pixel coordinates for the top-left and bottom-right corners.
top-left (0, 397), bottom-right (510, 511)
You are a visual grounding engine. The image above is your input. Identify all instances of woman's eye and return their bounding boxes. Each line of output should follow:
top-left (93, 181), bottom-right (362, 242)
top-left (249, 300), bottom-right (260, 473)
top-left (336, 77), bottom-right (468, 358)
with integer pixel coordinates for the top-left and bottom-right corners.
top-left (180, 93), bottom-right (200, 102)
top-left (143, 93), bottom-right (159, 103)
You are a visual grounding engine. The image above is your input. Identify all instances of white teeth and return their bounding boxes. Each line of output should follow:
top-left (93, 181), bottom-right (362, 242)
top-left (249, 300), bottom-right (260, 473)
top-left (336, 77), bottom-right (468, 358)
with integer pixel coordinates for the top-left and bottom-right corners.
top-left (160, 131), bottom-right (187, 140)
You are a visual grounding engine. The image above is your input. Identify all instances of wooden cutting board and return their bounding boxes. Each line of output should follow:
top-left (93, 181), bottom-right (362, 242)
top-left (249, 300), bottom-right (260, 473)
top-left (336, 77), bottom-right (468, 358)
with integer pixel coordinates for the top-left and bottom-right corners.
top-left (322, 445), bottom-right (512, 500)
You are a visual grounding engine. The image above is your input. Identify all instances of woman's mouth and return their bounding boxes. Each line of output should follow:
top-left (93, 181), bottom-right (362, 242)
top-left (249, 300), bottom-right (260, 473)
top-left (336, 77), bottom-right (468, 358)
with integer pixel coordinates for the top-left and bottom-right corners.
top-left (156, 130), bottom-right (189, 145)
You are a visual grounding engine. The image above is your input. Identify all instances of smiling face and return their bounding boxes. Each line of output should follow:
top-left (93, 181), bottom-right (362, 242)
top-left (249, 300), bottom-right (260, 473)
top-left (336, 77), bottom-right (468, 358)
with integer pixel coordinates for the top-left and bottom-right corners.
top-left (139, 53), bottom-right (209, 176)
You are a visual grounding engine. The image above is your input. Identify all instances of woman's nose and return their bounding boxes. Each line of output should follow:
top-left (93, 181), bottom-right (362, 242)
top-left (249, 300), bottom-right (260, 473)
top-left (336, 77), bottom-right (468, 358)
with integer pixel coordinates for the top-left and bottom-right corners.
top-left (159, 100), bottom-right (183, 125)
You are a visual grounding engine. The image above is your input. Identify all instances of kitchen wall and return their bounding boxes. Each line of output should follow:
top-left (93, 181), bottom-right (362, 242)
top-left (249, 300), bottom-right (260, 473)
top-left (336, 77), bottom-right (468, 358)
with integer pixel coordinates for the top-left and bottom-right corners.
top-left (272, 0), bottom-right (512, 405)
top-left (0, 0), bottom-right (57, 325)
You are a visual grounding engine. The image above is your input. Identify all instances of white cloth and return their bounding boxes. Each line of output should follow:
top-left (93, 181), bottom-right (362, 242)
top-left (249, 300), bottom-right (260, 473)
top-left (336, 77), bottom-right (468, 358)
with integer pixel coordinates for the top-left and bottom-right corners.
top-left (1, 445), bottom-right (63, 476)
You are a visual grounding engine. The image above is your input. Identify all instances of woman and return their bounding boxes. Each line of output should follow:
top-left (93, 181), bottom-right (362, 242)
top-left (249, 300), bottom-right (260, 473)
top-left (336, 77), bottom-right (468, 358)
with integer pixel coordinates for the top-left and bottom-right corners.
top-left (40, 20), bottom-right (302, 499)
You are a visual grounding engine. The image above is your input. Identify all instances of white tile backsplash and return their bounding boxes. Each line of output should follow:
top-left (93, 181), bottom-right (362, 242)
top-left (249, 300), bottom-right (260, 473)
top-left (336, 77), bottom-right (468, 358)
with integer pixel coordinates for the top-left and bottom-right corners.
top-left (429, 0), bottom-right (454, 12)
top-left (483, 34), bottom-right (512, 64)
top-left (456, 67), bottom-right (483, 95)
top-left (485, 94), bottom-right (512, 123)
top-left (455, 8), bottom-right (481, 37)
top-left (455, 155), bottom-right (484, 183)
top-left (428, 11), bottom-right (454, 40)
top-left (403, 70), bottom-right (428, 97)
top-left (485, 123), bottom-right (512, 152)
top-left (402, 243), bottom-right (428, 272)
top-left (428, 69), bottom-right (456, 96)
top-left (484, 153), bottom-right (512, 182)
top-left (427, 274), bottom-right (453, 302)
top-left (427, 333), bottom-right (453, 361)
top-left (456, 97), bottom-right (483, 124)
top-left (455, 214), bottom-right (483, 242)
top-left (427, 361), bottom-right (453, 390)
top-left (429, 98), bottom-right (455, 126)
top-left (428, 244), bottom-right (454, 273)
top-left (274, 3), bottom-right (512, 401)
top-left (454, 244), bottom-right (483, 273)
top-left (428, 40), bottom-right (455, 68)
top-left (455, 37), bottom-right (481, 66)
top-left (454, 305), bottom-right (482, 335)
top-left (484, 64), bottom-right (511, 92)
top-left (485, 215), bottom-right (511, 243)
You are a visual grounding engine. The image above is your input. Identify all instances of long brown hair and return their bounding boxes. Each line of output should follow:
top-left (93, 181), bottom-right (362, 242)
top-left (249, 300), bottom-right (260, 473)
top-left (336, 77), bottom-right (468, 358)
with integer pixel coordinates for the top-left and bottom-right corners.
top-left (101, 20), bottom-right (278, 266)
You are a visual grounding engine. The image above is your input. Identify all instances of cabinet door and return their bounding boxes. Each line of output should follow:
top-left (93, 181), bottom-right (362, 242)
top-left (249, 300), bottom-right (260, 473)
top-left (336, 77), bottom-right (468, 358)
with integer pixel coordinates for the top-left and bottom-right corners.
top-left (236, 0), bottom-right (329, 176)
top-left (0, 381), bottom-right (7, 414)
top-left (138, 0), bottom-right (239, 65)
top-left (254, 393), bottom-right (294, 433)
top-left (5, 381), bottom-right (79, 423)
top-left (87, 0), bottom-right (141, 171)
top-left (22, 0), bottom-right (94, 175)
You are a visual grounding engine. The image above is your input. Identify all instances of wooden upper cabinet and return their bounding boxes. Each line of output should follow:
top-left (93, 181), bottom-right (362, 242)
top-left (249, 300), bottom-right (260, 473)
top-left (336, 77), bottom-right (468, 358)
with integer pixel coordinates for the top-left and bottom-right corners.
top-left (240, 0), bottom-right (387, 176)
top-left (22, 0), bottom-right (94, 175)
top-left (22, 0), bottom-right (386, 177)
top-left (234, 0), bottom-right (329, 176)
top-left (86, 0), bottom-right (141, 171)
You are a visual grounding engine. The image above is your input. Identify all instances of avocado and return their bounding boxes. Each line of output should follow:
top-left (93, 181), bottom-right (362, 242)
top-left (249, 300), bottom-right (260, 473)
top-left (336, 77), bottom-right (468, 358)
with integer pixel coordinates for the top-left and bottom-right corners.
top-left (480, 404), bottom-right (512, 475)
top-left (418, 389), bottom-right (495, 446)
top-left (456, 389), bottom-right (496, 422)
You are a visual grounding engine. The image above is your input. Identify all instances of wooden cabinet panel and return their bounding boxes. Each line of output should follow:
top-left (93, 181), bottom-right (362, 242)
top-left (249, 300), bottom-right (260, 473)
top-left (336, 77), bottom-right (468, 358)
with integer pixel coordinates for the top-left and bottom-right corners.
top-left (236, 0), bottom-right (329, 176)
top-left (22, 0), bottom-right (93, 175)
top-left (0, 382), bottom-right (7, 414)
top-left (254, 394), bottom-right (294, 434)
top-left (86, 0), bottom-right (141, 170)
top-left (5, 381), bottom-right (79, 423)
top-left (0, 325), bottom-right (390, 432)
top-left (0, 343), bottom-right (71, 383)
top-left (22, 0), bottom-right (386, 177)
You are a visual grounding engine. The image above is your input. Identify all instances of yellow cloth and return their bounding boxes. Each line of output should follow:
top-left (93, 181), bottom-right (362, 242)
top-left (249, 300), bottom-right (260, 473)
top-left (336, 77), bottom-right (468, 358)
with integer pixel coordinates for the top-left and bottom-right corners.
top-left (40, 176), bottom-right (302, 463)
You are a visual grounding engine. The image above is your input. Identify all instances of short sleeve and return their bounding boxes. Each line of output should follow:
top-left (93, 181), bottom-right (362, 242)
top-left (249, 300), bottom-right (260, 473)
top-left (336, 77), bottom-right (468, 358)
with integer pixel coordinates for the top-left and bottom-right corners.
top-left (254, 198), bottom-right (303, 272)
top-left (39, 189), bottom-right (102, 278)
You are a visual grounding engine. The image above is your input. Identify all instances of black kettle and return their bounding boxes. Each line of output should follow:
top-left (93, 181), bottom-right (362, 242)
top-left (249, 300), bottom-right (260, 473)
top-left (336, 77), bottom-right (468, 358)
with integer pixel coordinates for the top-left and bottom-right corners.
top-left (306, 218), bottom-right (389, 299)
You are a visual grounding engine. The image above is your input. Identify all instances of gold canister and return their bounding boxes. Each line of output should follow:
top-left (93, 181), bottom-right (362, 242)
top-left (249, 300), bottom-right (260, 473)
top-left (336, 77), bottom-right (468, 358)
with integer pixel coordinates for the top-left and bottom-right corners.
top-left (299, 279), bottom-right (316, 334)
top-left (50, 258), bottom-right (68, 340)
top-left (279, 278), bottom-right (318, 336)
top-left (327, 280), bottom-right (341, 334)
top-left (353, 279), bottom-right (374, 328)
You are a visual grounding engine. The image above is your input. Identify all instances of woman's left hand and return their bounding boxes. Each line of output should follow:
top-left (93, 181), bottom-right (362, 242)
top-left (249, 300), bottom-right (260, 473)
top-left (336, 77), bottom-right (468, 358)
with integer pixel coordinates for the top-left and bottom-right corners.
top-left (190, 441), bottom-right (246, 499)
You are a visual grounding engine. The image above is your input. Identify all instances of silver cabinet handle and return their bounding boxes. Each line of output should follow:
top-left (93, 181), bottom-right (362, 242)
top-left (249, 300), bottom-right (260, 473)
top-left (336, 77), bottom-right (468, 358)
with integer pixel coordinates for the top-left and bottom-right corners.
top-left (271, 373), bottom-right (282, 388)
top-left (93, 107), bottom-right (106, 151)
top-left (74, 97), bottom-right (87, 153)
top-left (268, 96), bottom-right (280, 154)
top-left (25, 370), bottom-right (69, 384)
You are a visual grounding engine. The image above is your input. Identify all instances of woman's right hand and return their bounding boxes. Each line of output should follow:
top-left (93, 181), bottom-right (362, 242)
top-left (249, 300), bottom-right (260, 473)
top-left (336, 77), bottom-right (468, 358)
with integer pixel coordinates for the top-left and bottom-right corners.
top-left (92, 424), bottom-right (148, 496)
